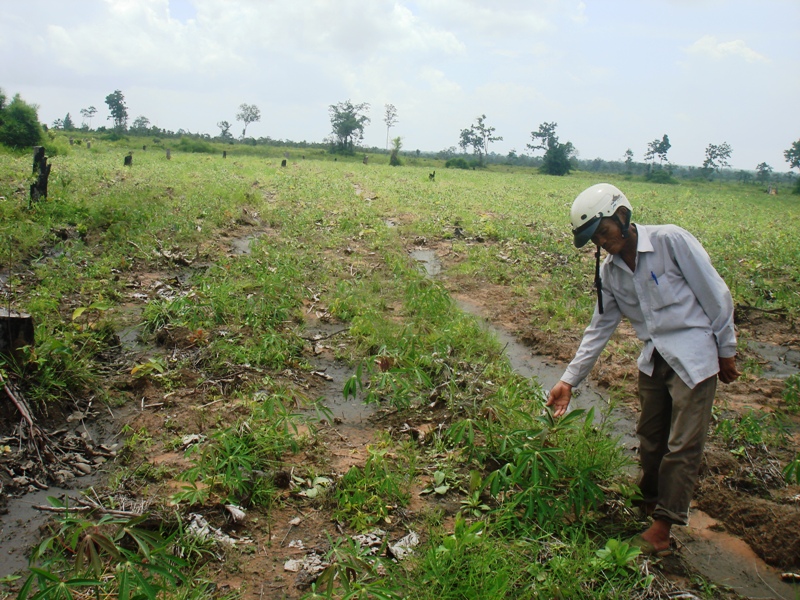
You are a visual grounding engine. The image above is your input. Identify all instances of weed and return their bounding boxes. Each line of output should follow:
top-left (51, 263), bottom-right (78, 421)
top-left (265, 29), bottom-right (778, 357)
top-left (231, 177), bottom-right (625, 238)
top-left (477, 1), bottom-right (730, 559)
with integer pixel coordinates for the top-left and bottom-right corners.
top-left (714, 409), bottom-right (791, 450)
top-left (303, 536), bottom-right (401, 600)
top-left (176, 391), bottom-right (303, 506)
top-left (783, 373), bottom-right (800, 414)
top-left (783, 454), bottom-right (800, 485)
top-left (18, 498), bottom-right (186, 600)
top-left (334, 447), bottom-right (411, 531)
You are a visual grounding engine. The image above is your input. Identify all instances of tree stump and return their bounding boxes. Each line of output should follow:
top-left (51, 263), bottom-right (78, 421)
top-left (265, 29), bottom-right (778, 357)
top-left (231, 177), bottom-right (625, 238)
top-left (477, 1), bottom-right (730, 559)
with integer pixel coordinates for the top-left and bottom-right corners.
top-left (87, 142), bottom-right (92, 149)
top-left (223, 150), bottom-right (227, 159)
top-left (0, 309), bottom-right (35, 362)
top-left (142, 145), bottom-right (147, 151)
top-left (29, 146), bottom-right (51, 206)
top-left (124, 153), bottom-right (133, 167)
top-left (363, 155), bottom-right (369, 165)
top-left (281, 159), bottom-right (287, 167)
top-left (166, 148), bottom-right (171, 160)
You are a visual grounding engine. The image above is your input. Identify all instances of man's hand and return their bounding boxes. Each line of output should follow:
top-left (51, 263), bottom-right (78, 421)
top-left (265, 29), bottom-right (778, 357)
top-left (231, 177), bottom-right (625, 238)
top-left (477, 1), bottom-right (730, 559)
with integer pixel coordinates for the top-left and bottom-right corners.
top-left (546, 381), bottom-right (573, 418)
top-left (718, 356), bottom-right (740, 384)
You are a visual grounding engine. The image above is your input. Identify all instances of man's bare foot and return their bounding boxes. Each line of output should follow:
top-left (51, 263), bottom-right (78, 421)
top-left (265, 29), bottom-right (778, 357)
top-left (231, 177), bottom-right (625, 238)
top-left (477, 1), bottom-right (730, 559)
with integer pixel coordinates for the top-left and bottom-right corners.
top-left (638, 519), bottom-right (671, 553)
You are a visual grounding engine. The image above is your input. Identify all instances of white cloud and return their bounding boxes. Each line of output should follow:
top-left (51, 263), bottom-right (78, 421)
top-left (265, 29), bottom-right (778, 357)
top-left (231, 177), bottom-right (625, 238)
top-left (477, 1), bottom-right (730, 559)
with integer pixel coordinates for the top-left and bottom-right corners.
top-left (571, 2), bottom-right (587, 24)
top-left (685, 35), bottom-right (768, 63)
top-left (418, 67), bottom-right (462, 96)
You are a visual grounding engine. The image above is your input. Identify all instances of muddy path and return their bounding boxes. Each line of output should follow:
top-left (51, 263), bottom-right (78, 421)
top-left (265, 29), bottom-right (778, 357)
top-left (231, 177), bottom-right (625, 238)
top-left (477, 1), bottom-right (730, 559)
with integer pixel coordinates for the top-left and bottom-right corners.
top-left (1, 226), bottom-right (799, 600)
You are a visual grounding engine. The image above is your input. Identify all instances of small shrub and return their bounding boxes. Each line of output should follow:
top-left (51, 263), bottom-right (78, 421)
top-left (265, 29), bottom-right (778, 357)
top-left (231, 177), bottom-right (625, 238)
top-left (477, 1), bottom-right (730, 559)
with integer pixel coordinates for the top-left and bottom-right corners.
top-left (175, 137), bottom-right (214, 153)
top-left (445, 157), bottom-right (471, 170)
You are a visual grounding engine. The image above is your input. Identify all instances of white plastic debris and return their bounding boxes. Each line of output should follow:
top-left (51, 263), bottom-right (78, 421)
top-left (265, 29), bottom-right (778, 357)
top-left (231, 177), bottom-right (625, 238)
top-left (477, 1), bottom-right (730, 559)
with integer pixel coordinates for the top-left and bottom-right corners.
top-left (389, 532), bottom-right (420, 561)
top-left (187, 513), bottom-right (240, 547)
top-left (288, 539), bottom-right (305, 549)
top-left (225, 504), bottom-right (246, 522)
top-left (181, 434), bottom-right (206, 449)
top-left (283, 552), bottom-right (327, 577)
top-left (352, 529), bottom-right (386, 555)
top-left (283, 559), bottom-right (303, 572)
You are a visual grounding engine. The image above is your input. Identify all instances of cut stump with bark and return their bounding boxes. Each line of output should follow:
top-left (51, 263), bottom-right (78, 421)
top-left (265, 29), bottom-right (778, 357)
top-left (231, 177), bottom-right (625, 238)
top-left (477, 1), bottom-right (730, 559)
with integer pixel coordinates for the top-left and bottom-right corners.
top-left (0, 308), bottom-right (34, 359)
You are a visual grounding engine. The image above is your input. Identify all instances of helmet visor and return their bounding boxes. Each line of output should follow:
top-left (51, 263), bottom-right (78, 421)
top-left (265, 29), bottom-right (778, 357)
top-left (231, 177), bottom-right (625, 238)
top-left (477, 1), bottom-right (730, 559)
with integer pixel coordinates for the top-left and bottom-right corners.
top-left (572, 216), bottom-right (600, 248)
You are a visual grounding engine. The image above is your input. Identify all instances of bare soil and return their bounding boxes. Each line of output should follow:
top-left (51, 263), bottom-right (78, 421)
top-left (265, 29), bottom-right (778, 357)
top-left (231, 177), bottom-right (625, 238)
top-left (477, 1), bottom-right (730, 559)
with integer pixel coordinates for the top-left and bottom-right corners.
top-left (1, 230), bottom-right (799, 600)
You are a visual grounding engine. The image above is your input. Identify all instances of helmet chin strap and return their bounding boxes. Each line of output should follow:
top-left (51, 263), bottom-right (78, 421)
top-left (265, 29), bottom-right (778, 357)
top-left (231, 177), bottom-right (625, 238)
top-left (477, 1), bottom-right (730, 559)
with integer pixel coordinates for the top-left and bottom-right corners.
top-left (594, 244), bottom-right (604, 314)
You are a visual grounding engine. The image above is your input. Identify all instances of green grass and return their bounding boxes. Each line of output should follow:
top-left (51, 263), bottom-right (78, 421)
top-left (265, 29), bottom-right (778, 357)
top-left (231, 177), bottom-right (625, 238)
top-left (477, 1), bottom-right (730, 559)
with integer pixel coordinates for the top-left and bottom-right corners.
top-left (2, 135), bottom-right (798, 599)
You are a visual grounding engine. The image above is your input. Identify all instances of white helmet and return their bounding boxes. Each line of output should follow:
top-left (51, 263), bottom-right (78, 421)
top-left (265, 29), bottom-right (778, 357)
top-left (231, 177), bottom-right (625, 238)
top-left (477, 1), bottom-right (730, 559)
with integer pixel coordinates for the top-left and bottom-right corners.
top-left (570, 183), bottom-right (632, 248)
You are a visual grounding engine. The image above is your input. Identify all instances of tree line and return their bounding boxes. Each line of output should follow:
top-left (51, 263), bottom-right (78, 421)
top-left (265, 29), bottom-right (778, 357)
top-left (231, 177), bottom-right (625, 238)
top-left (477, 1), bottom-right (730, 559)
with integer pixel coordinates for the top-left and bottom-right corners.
top-left (1, 86), bottom-right (798, 192)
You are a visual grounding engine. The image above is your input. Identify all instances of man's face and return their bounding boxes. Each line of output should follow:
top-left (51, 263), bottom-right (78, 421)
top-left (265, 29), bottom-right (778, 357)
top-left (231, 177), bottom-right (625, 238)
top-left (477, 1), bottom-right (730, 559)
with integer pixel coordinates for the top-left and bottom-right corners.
top-left (590, 217), bottom-right (625, 254)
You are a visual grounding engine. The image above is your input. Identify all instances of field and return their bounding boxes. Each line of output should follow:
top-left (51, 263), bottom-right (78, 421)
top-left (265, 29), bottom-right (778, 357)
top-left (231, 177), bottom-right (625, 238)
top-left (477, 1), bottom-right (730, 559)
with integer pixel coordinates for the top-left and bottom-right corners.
top-left (1, 137), bottom-right (799, 599)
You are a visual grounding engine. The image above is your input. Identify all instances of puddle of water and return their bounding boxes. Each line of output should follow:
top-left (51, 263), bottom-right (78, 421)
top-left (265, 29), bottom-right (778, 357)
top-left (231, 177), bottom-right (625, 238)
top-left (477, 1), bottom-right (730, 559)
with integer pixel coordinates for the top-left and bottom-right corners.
top-left (676, 509), bottom-right (799, 600)
top-left (302, 321), bottom-right (376, 431)
top-left (0, 485), bottom-right (93, 577)
top-left (230, 233), bottom-right (262, 255)
top-left (409, 249), bottom-right (441, 277)
top-left (118, 323), bottom-right (145, 352)
top-left (748, 341), bottom-right (800, 379)
top-left (307, 357), bottom-right (376, 430)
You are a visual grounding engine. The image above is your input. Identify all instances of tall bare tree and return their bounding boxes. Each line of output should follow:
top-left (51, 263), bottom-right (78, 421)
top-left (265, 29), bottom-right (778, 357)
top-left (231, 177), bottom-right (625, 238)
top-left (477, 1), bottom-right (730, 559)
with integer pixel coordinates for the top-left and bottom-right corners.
top-left (236, 103), bottom-right (261, 138)
top-left (384, 104), bottom-right (398, 150)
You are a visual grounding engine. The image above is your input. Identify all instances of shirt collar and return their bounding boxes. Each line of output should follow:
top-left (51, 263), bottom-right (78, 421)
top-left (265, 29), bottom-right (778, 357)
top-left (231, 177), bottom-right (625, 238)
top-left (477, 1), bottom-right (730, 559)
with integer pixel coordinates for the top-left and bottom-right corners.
top-left (635, 224), bottom-right (654, 253)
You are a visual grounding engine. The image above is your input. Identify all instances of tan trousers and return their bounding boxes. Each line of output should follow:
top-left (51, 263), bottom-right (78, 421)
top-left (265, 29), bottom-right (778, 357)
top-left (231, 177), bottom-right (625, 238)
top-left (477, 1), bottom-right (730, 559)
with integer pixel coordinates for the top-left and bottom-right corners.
top-left (637, 351), bottom-right (717, 526)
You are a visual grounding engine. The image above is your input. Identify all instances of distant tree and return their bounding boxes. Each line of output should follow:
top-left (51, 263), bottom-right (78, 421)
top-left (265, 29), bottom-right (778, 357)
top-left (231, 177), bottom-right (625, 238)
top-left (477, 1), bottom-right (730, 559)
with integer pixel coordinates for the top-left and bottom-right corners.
top-left (329, 100), bottom-right (370, 154)
top-left (736, 170), bottom-right (752, 185)
top-left (458, 114), bottom-right (502, 166)
top-left (472, 114), bottom-right (502, 164)
top-left (384, 104), bottom-right (398, 150)
top-left (80, 106), bottom-right (97, 129)
top-left (526, 122), bottom-right (573, 176)
top-left (130, 116), bottom-right (151, 134)
top-left (624, 148), bottom-right (634, 175)
top-left (458, 126), bottom-right (480, 157)
top-left (755, 162), bottom-right (772, 184)
top-left (540, 141), bottom-right (575, 176)
top-left (52, 117), bottom-right (64, 130)
top-left (0, 91), bottom-right (44, 148)
top-left (702, 142), bottom-right (733, 178)
top-left (527, 122), bottom-right (559, 152)
top-left (785, 139), bottom-right (800, 171)
top-left (785, 139), bottom-right (800, 194)
top-left (217, 120), bottom-right (233, 140)
top-left (236, 103), bottom-right (261, 138)
top-left (389, 136), bottom-right (402, 166)
top-left (63, 113), bottom-right (75, 130)
top-left (645, 134), bottom-right (671, 164)
top-left (105, 90), bottom-right (128, 131)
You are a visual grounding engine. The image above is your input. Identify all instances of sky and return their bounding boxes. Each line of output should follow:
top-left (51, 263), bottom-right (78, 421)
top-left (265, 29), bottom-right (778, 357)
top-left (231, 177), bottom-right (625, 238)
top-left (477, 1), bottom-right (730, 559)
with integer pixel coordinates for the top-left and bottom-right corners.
top-left (2, 0), bottom-right (798, 171)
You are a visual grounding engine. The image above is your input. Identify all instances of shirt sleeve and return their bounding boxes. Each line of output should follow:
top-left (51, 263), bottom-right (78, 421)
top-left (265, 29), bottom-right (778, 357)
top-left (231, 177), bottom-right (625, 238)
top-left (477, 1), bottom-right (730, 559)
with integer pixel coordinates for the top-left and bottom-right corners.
top-left (668, 229), bottom-right (737, 358)
top-left (561, 270), bottom-right (624, 387)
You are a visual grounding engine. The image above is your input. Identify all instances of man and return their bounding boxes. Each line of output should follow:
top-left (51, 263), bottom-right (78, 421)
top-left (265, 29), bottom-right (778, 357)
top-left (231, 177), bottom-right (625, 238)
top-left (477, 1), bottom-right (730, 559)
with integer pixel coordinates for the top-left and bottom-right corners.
top-left (547, 183), bottom-right (740, 554)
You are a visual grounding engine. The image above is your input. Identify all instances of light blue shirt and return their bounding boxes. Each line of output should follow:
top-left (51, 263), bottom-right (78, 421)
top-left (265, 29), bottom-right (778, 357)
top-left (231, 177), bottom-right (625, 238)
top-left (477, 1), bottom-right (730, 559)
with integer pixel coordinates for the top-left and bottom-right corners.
top-left (562, 224), bottom-right (737, 390)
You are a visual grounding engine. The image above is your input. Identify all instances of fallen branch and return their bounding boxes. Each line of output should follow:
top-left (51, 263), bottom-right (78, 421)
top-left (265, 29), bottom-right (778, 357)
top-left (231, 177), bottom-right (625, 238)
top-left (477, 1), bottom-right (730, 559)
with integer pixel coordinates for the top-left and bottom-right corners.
top-left (33, 504), bottom-right (143, 518)
top-left (0, 371), bottom-right (56, 466)
top-left (34, 494), bottom-right (144, 518)
top-left (736, 304), bottom-right (788, 316)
